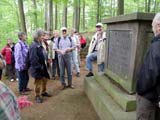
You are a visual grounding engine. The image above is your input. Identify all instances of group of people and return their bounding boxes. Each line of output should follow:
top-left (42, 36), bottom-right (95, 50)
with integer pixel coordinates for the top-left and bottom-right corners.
top-left (0, 27), bottom-right (88, 103)
top-left (0, 21), bottom-right (108, 119)
top-left (1, 12), bottom-right (160, 120)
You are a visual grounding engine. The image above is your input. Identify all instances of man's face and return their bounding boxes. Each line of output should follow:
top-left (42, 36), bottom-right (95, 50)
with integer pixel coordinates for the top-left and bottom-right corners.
top-left (21, 35), bottom-right (27, 41)
top-left (96, 26), bottom-right (102, 32)
top-left (156, 22), bottom-right (160, 35)
top-left (43, 34), bottom-right (49, 41)
top-left (54, 32), bottom-right (59, 38)
top-left (7, 39), bottom-right (12, 44)
top-left (38, 34), bottom-right (45, 42)
top-left (62, 30), bottom-right (67, 37)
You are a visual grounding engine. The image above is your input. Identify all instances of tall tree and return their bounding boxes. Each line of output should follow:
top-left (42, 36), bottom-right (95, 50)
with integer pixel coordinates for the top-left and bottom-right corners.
top-left (32, 0), bottom-right (38, 29)
top-left (44, 0), bottom-right (48, 30)
top-left (49, 0), bottom-right (53, 31)
top-left (147, 0), bottom-right (151, 12)
top-left (82, 0), bottom-right (85, 30)
top-left (97, 0), bottom-right (101, 22)
top-left (62, 4), bottom-right (67, 27)
top-left (117, 0), bottom-right (124, 15)
top-left (73, 0), bottom-right (80, 32)
top-left (145, 0), bottom-right (151, 12)
top-left (18, 0), bottom-right (27, 33)
top-left (54, 4), bottom-right (58, 29)
top-left (13, 0), bottom-right (21, 31)
top-left (153, 0), bottom-right (156, 12)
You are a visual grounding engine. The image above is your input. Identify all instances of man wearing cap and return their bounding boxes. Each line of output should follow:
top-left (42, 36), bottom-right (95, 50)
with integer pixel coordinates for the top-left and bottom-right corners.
top-left (86, 23), bottom-right (106, 77)
top-left (54, 27), bottom-right (76, 89)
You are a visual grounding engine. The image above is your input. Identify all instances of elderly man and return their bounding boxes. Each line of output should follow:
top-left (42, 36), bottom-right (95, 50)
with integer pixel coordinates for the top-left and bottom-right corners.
top-left (54, 27), bottom-right (75, 90)
top-left (29, 29), bottom-right (51, 103)
top-left (85, 23), bottom-right (106, 77)
top-left (136, 13), bottom-right (160, 120)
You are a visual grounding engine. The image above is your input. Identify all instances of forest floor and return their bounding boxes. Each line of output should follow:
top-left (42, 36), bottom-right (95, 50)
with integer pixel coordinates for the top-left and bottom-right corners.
top-left (2, 59), bottom-right (100, 120)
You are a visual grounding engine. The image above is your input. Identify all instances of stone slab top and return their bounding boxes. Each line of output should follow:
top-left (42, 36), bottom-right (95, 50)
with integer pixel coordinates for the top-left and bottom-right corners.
top-left (102, 12), bottom-right (155, 24)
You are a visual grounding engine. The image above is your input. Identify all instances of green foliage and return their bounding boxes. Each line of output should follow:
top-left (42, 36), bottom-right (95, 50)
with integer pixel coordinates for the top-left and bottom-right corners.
top-left (0, 0), bottom-right (159, 50)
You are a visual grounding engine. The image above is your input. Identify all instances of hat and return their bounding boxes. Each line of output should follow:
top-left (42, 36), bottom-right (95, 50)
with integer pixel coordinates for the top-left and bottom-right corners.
top-left (96, 23), bottom-right (103, 27)
top-left (61, 27), bottom-right (67, 31)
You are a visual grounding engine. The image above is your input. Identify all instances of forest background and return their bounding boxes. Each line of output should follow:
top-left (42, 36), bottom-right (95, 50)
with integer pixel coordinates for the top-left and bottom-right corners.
top-left (0, 0), bottom-right (158, 48)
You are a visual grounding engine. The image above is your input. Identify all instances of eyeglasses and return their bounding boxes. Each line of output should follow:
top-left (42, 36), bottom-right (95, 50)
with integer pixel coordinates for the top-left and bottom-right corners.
top-left (62, 30), bottom-right (67, 34)
top-left (96, 26), bottom-right (102, 28)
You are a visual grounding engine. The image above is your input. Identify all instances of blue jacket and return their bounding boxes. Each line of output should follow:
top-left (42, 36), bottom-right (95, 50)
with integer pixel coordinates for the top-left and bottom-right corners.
top-left (29, 40), bottom-right (50, 79)
top-left (136, 35), bottom-right (160, 103)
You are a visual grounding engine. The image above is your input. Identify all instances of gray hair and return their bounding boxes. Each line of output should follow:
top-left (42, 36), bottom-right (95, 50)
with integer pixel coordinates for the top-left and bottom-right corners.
top-left (18, 32), bottom-right (26, 39)
top-left (152, 13), bottom-right (160, 36)
top-left (32, 29), bottom-right (45, 40)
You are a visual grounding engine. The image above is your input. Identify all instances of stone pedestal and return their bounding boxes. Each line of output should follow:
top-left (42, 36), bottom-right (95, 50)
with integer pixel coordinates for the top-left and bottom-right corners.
top-left (84, 12), bottom-right (155, 120)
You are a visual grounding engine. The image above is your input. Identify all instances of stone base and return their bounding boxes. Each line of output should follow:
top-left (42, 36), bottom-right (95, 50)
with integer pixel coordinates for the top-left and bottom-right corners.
top-left (95, 74), bottom-right (136, 112)
top-left (84, 76), bottom-right (136, 120)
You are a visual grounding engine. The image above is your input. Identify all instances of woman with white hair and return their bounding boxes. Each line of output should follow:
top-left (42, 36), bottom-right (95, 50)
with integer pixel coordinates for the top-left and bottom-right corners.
top-left (136, 13), bottom-right (160, 120)
top-left (29, 29), bottom-right (51, 103)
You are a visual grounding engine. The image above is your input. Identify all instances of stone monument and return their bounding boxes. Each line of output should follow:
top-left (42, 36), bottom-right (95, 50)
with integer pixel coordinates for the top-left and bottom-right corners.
top-left (84, 12), bottom-right (155, 120)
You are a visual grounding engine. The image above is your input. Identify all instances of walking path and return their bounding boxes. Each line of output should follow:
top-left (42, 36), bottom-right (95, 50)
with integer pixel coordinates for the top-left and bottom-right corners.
top-left (2, 59), bottom-right (100, 120)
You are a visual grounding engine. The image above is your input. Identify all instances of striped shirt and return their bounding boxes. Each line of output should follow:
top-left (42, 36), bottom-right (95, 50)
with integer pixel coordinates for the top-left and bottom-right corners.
top-left (0, 81), bottom-right (20, 120)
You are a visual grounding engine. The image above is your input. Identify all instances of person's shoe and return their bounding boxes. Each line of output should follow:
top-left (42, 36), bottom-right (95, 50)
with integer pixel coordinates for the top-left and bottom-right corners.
top-left (41, 92), bottom-right (52, 97)
top-left (19, 91), bottom-right (29, 95)
top-left (24, 88), bottom-right (32, 92)
top-left (67, 85), bottom-right (75, 89)
top-left (61, 85), bottom-right (67, 90)
top-left (52, 76), bottom-right (56, 80)
top-left (76, 72), bottom-right (80, 77)
top-left (10, 79), bottom-right (14, 82)
top-left (86, 72), bottom-right (94, 77)
top-left (98, 72), bottom-right (105, 76)
top-left (35, 96), bottom-right (43, 103)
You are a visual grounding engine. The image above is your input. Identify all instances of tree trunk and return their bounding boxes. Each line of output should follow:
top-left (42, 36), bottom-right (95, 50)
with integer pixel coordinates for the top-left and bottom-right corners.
top-left (153, 0), bottom-right (156, 12)
top-left (55, 4), bottom-right (58, 29)
top-left (49, 0), bottom-right (53, 31)
top-left (82, 0), bottom-right (85, 30)
top-left (14, 0), bottom-right (21, 31)
top-left (147, 0), bottom-right (151, 12)
top-left (18, 0), bottom-right (27, 33)
top-left (77, 0), bottom-right (80, 32)
top-left (62, 5), bottom-right (67, 27)
top-left (44, 0), bottom-right (48, 31)
top-left (117, 0), bottom-right (124, 15)
top-left (73, 0), bottom-right (80, 32)
top-left (145, 0), bottom-right (148, 12)
top-left (97, 0), bottom-right (100, 22)
top-left (32, 0), bottom-right (38, 29)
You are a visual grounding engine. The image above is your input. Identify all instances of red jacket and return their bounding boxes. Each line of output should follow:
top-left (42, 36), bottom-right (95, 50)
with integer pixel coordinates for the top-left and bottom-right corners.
top-left (80, 37), bottom-right (86, 45)
top-left (1, 45), bottom-right (12, 64)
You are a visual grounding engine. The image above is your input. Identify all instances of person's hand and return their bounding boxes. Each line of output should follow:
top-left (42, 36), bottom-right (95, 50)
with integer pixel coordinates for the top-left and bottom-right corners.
top-left (65, 48), bottom-right (72, 52)
top-left (48, 59), bottom-right (52, 63)
top-left (61, 50), bottom-right (66, 55)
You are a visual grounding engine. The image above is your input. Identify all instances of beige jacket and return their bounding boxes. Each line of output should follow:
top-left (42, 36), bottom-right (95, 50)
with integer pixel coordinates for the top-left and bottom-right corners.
top-left (47, 40), bottom-right (55, 59)
top-left (88, 32), bottom-right (106, 64)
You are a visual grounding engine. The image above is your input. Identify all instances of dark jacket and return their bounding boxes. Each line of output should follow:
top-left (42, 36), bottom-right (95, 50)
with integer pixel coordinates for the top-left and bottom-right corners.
top-left (29, 40), bottom-right (50, 79)
top-left (136, 35), bottom-right (160, 103)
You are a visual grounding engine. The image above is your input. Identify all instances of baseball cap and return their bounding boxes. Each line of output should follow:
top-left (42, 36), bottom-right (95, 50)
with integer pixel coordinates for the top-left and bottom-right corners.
top-left (96, 23), bottom-right (103, 27)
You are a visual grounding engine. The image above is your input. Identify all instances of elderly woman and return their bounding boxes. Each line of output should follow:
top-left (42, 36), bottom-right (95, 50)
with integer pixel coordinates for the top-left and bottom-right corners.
top-left (29, 29), bottom-right (51, 103)
top-left (136, 13), bottom-right (160, 120)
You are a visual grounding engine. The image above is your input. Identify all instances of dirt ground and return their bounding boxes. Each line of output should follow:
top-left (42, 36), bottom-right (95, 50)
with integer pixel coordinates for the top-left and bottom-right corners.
top-left (2, 59), bottom-right (100, 120)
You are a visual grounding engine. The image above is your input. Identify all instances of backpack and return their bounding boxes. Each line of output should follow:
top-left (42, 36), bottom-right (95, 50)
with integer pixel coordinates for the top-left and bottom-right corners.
top-left (57, 37), bottom-right (72, 49)
top-left (0, 57), bottom-right (4, 69)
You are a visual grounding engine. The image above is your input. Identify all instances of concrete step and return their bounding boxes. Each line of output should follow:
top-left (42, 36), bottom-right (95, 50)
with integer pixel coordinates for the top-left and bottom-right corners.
top-left (95, 74), bottom-right (136, 112)
top-left (84, 77), bottom-right (136, 120)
